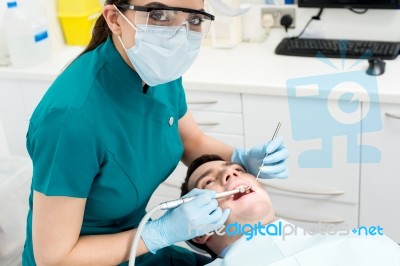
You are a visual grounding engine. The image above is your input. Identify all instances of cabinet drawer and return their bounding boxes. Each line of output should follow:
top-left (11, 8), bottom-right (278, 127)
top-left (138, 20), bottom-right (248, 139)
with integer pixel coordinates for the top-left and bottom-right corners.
top-left (186, 91), bottom-right (242, 113)
top-left (260, 169), bottom-right (359, 204)
top-left (269, 192), bottom-right (359, 232)
top-left (192, 111), bottom-right (243, 135)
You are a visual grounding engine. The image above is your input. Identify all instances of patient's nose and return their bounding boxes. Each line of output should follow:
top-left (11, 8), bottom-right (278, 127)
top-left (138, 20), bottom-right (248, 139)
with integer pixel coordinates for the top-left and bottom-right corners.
top-left (222, 168), bottom-right (239, 185)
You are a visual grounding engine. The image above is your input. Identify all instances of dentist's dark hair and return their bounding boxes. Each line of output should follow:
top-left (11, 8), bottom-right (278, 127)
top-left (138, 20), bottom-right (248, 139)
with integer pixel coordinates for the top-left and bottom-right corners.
top-left (81, 0), bottom-right (130, 55)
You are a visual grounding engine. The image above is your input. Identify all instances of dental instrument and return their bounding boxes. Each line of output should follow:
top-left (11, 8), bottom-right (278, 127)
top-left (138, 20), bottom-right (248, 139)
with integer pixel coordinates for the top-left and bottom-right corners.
top-left (159, 186), bottom-right (246, 210)
top-left (246, 122), bottom-right (282, 191)
top-left (128, 187), bottom-right (246, 266)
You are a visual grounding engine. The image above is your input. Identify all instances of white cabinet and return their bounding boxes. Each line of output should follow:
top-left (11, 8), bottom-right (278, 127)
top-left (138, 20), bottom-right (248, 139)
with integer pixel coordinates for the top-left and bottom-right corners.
top-left (0, 116), bottom-right (9, 155)
top-left (0, 80), bottom-right (25, 156)
top-left (19, 81), bottom-right (50, 120)
top-left (187, 90), bottom-right (244, 148)
top-left (0, 79), bottom-right (49, 156)
top-left (242, 94), bottom-right (360, 231)
top-left (0, 155), bottom-right (32, 266)
top-left (360, 102), bottom-right (400, 243)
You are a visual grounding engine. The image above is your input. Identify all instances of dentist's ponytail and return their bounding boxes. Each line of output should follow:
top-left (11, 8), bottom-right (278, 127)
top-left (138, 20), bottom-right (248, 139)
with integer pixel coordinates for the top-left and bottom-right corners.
top-left (81, 0), bottom-right (130, 55)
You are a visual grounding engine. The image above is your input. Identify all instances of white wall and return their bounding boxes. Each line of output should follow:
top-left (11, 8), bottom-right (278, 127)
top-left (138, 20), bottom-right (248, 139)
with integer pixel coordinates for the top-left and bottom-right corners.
top-left (0, 115), bottom-right (10, 155)
top-left (291, 7), bottom-right (400, 41)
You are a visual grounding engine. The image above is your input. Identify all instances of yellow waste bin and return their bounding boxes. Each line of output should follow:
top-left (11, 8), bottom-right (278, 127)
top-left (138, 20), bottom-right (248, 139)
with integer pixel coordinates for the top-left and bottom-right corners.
top-left (57, 0), bottom-right (102, 46)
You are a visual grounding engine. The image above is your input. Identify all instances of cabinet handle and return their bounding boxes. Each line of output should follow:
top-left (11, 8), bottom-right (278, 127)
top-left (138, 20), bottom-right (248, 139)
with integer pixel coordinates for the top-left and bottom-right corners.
top-left (187, 100), bottom-right (218, 105)
top-left (197, 122), bottom-right (220, 126)
top-left (275, 212), bottom-right (345, 224)
top-left (385, 112), bottom-right (400, 120)
top-left (265, 183), bottom-right (345, 196)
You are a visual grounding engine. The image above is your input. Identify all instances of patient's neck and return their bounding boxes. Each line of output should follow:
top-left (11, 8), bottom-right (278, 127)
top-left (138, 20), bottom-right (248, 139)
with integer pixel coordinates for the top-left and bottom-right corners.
top-left (207, 216), bottom-right (277, 257)
top-left (207, 232), bottom-right (240, 256)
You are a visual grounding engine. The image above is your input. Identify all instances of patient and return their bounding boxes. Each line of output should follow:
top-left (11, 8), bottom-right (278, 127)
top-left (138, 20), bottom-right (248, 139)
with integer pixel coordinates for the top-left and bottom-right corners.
top-left (180, 154), bottom-right (400, 266)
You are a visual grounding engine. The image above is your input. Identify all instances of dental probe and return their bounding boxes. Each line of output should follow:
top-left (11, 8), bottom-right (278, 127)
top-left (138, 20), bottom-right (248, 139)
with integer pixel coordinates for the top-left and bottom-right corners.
top-left (246, 122), bottom-right (282, 191)
top-left (159, 187), bottom-right (246, 210)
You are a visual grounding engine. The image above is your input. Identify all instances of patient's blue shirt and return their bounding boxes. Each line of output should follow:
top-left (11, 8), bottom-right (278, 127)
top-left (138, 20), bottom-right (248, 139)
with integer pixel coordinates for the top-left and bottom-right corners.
top-left (209, 219), bottom-right (400, 266)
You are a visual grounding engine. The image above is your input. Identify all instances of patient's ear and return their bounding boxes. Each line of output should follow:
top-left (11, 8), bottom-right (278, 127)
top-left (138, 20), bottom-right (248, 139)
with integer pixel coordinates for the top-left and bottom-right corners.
top-left (192, 234), bottom-right (212, 244)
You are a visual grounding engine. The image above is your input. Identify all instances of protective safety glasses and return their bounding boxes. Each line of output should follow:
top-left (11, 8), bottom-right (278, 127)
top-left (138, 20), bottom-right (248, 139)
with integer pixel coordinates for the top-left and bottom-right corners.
top-left (115, 4), bottom-right (215, 39)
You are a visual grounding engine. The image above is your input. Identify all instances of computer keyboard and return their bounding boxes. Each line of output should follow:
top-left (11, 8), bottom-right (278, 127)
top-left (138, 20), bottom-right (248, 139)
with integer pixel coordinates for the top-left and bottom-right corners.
top-left (275, 37), bottom-right (400, 60)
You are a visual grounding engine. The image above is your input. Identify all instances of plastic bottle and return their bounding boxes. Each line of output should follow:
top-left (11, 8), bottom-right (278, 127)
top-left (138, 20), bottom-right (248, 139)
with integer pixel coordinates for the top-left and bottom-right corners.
top-left (39, 0), bottom-right (64, 52)
top-left (4, 0), bottom-right (51, 68)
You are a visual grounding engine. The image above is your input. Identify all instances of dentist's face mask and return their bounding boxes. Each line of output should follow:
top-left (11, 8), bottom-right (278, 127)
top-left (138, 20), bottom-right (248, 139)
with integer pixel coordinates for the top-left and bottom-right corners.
top-left (114, 4), bottom-right (214, 87)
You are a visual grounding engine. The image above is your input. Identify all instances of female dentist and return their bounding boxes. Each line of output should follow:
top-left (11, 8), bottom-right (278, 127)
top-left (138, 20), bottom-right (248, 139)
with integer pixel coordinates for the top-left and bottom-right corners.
top-left (22, 0), bottom-right (289, 265)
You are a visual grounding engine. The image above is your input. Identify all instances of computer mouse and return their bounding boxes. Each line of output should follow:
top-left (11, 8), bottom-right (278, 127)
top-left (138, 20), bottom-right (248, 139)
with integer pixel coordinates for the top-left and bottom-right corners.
top-left (366, 58), bottom-right (386, 76)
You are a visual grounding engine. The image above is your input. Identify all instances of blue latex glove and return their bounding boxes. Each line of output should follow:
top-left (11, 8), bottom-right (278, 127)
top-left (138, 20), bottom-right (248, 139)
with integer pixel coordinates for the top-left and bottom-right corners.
top-left (141, 189), bottom-right (231, 254)
top-left (231, 136), bottom-right (289, 179)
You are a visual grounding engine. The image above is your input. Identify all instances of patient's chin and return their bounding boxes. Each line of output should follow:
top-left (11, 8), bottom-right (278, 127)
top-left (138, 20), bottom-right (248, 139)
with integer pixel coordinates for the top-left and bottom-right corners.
top-left (221, 191), bottom-right (273, 223)
top-left (228, 203), bottom-right (272, 224)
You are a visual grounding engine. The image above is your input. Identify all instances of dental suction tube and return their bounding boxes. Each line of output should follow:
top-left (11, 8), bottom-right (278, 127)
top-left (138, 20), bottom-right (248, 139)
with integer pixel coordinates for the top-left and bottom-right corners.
top-left (128, 187), bottom-right (245, 266)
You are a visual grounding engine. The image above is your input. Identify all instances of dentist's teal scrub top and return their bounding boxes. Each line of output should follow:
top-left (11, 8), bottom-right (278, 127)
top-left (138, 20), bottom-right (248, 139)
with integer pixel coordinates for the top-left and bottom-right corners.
top-left (22, 37), bottom-right (197, 265)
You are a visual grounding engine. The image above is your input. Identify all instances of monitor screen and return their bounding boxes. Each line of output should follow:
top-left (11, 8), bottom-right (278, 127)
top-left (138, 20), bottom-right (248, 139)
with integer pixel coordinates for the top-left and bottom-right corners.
top-left (298, 0), bottom-right (400, 9)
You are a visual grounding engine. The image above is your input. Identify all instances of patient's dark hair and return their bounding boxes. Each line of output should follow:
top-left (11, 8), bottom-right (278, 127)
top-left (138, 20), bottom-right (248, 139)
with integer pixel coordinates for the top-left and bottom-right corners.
top-left (181, 154), bottom-right (225, 196)
top-left (180, 154), bottom-right (225, 259)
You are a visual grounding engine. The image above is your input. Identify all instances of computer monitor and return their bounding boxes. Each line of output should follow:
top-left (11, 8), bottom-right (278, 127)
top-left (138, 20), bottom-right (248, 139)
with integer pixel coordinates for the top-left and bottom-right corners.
top-left (298, 0), bottom-right (400, 9)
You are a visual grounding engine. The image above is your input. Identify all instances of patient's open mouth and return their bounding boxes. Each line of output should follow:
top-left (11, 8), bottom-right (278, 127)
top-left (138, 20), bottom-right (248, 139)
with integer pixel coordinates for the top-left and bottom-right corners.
top-left (232, 188), bottom-right (254, 201)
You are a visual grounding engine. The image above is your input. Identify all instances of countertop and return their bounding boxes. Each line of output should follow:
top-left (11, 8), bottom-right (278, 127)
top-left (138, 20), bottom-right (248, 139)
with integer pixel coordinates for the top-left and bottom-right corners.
top-left (1, 30), bottom-right (400, 104)
top-left (185, 30), bottom-right (400, 104)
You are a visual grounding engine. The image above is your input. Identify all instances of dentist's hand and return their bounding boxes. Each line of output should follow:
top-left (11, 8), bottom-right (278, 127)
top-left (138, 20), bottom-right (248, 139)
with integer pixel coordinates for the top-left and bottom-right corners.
top-left (231, 136), bottom-right (289, 179)
top-left (141, 189), bottom-right (230, 254)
